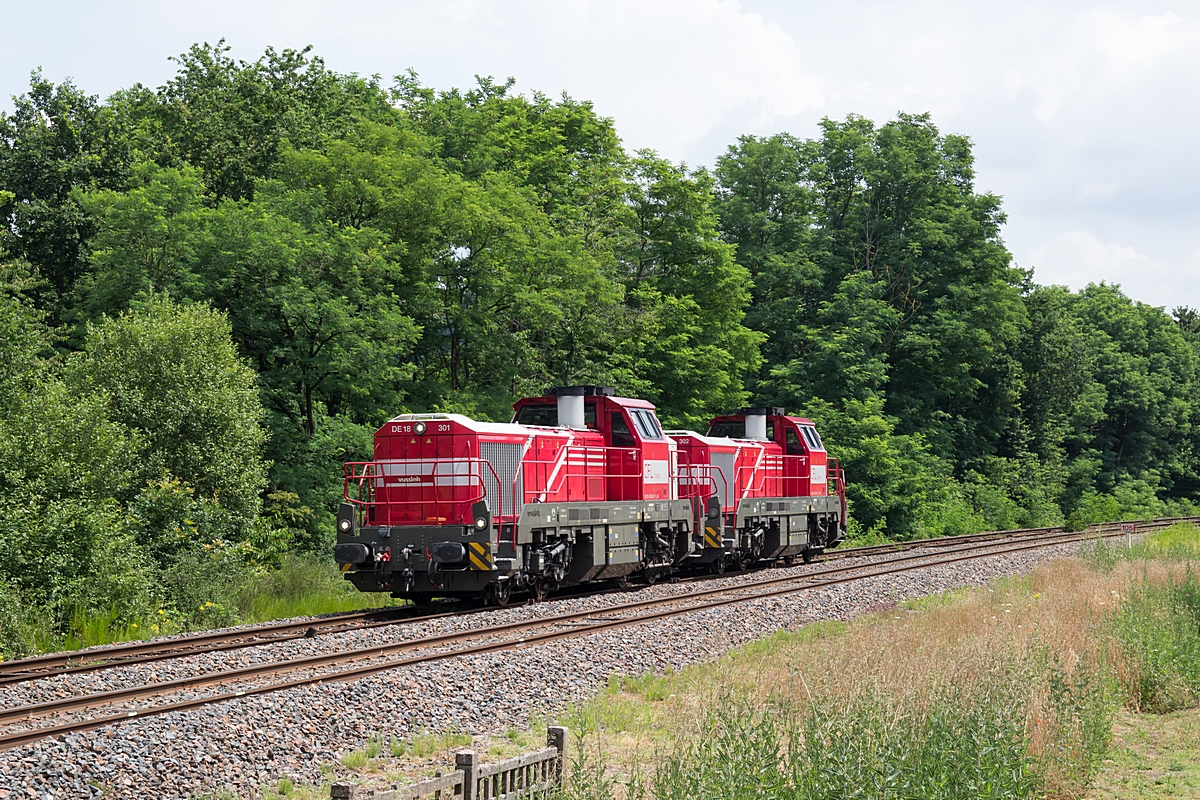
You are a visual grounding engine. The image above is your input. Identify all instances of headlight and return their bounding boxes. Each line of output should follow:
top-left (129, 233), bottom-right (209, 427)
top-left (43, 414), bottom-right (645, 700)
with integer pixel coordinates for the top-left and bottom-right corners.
top-left (414, 421), bottom-right (427, 435)
top-left (338, 518), bottom-right (352, 532)
top-left (474, 517), bottom-right (488, 530)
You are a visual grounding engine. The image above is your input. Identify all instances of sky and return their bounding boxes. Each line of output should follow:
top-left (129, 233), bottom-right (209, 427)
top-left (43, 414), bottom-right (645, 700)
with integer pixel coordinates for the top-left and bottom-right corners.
top-left (1, 0), bottom-right (1196, 309)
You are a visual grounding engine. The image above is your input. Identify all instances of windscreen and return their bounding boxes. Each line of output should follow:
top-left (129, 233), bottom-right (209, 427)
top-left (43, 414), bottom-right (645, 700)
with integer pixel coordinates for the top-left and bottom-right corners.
top-left (802, 425), bottom-right (824, 451)
top-left (631, 409), bottom-right (663, 439)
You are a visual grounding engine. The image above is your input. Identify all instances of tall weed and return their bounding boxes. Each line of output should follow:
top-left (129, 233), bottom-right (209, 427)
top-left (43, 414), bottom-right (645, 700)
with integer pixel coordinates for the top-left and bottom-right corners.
top-left (654, 691), bottom-right (1039, 800)
top-left (1114, 567), bottom-right (1200, 712)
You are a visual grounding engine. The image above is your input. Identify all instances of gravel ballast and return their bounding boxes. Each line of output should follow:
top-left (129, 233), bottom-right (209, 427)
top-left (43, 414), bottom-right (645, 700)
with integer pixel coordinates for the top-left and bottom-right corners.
top-left (0, 540), bottom-right (1098, 798)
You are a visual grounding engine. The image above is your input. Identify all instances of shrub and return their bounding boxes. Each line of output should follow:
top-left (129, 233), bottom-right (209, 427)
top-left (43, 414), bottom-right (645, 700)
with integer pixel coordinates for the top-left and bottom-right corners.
top-left (68, 295), bottom-right (268, 522)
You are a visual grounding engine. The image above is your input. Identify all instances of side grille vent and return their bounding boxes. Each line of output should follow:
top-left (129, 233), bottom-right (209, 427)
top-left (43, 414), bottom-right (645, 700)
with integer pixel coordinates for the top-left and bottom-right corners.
top-left (480, 442), bottom-right (523, 519)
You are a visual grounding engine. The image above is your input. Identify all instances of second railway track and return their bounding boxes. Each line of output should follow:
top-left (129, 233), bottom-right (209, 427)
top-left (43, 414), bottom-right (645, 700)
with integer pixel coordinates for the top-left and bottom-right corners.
top-left (1, 516), bottom-right (1189, 689)
top-left (0, 518), bottom-right (1176, 752)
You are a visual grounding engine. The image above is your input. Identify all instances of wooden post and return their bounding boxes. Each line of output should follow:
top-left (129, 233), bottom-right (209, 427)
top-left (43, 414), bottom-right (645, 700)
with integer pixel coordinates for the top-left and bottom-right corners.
top-left (547, 726), bottom-right (568, 784)
top-left (330, 784), bottom-right (356, 800)
top-left (456, 750), bottom-right (479, 800)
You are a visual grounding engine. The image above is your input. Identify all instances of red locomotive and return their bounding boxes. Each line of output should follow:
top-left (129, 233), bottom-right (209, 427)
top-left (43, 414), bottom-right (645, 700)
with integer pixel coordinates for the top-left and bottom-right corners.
top-left (333, 386), bottom-right (846, 604)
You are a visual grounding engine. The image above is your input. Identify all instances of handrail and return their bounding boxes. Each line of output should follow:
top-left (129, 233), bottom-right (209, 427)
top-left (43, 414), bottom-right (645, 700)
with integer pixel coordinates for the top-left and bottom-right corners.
top-left (343, 458), bottom-right (505, 523)
top-left (342, 449), bottom-right (846, 531)
top-left (510, 445), bottom-right (644, 505)
top-left (673, 462), bottom-right (731, 507)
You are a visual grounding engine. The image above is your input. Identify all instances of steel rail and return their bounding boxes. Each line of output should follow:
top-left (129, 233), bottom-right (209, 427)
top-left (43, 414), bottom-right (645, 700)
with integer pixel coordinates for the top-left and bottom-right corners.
top-left (0, 527), bottom-right (1029, 683)
top-left (0, 606), bottom-right (434, 682)
top-left (0, 523), bottom-right (1143, 750)
top-left (3, 516), bottom-right (1189, 687)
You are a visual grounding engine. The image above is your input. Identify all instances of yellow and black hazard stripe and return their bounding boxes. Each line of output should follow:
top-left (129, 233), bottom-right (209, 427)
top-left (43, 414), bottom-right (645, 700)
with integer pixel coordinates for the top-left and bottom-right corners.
top-left (703, 525), bottom-right (723, 549)
top-left (467, 541), bottom-right (493, 571)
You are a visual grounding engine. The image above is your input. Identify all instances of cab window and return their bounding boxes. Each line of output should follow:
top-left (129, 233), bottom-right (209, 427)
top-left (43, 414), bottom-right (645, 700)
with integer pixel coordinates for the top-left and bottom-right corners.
top-left (514, 403), bottom-right (597, 429)
top-left (709, 420), bottom-right (743, 438)
top-left (708, 419), bottom-right (774, 439)
top-left (610, 412), bottom-right (636, 448)
top-left (514, 404), bottom-right (556, 426)
top-left (631, 409), bottom-right (663, 439)
top-left (785, 428), bottom-right (805, 456)
top-left (802, 426), bottom-right (824, 450)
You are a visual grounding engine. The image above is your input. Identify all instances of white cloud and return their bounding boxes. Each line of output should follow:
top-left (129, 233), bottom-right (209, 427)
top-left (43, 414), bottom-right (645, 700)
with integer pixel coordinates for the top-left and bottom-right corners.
top-left (1027, 230), bottom-right (1149, 289)
top-left (428, 0), bottom-right (826, 155)
top-left (5, 1), bottom-right (1200, 308)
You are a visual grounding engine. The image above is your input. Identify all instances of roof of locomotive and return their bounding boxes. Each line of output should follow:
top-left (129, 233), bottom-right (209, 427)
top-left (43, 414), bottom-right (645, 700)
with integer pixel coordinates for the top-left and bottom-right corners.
top-left (512, 394), bottom-right (658, 411)
top-left (707, 412), bottom-right (817, 427)
top-left (379, 412), bottom-right (594, 437)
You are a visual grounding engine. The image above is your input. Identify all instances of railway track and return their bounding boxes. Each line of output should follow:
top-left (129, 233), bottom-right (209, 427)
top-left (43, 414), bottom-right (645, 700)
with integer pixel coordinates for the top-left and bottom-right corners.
top-left (0, 604), bottom-right (456, 687)
top-left (0, 518), bottom-right (1177, 752)
top-left (2, 516), bottom-right (1190, 689)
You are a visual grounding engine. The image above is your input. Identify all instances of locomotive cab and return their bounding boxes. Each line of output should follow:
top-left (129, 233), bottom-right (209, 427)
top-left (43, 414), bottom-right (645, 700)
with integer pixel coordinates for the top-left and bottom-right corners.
top-left (512, 388), bottom-right (674, 502)
top-left (706, 408), bottom-right (847, 552)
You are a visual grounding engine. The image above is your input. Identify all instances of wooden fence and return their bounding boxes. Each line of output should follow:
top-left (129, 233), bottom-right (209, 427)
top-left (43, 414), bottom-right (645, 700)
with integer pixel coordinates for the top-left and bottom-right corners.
top-left (331, 727), bottom-right (567, 800)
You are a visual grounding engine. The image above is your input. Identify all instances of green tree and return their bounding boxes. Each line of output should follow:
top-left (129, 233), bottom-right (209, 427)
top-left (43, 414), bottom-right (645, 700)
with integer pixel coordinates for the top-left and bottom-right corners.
top-left (0, 263), bottom-right (151, 638)
top-left (67, 295), bottom-right (267, 521)
top-left (618, 154), bottom-right (762, 427)
top-left (0, 73), bottom-right (131, 317)
top-left (136, 41), bottom-right (397, 201)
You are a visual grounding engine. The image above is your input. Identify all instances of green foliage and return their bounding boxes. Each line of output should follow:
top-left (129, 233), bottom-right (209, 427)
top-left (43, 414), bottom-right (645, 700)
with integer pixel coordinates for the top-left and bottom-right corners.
top-left (1115, 568), bottom-right (1200, 713)
top-left (653, 695), bottom-right (1039, 800)
top-left (68, 295), bottom-right (267, 520)
top-left (0, 73), bottom-right (131, 317)
top-left (5, 42), bottom-right (1200, 657)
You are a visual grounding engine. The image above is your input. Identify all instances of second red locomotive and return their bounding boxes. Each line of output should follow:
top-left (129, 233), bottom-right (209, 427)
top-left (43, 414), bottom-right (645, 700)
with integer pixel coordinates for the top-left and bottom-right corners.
top-left (333, 386), bottom-right (846, 604)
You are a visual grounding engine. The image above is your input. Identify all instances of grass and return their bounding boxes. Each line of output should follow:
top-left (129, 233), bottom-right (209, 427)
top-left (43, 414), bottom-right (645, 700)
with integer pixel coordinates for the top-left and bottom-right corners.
top-left (333, 729), bottom-right (476, 783)
top-left (234, 554), bottom-right (400, 624)
top-left (3, 554), bottom-right (403, 659)
top-left (1083, 522), bottom-right (1200, 573)
top-left (1113, 566), bottom-right (1200, 713)
top-left (554, 526), bottom-right (1200, 799)
top-left (260, 775), bottom-right (328, 800)
top-left (1088, 707), bottom-right (1200, 798)
top-left (410, 731), bottom-right (474, 758)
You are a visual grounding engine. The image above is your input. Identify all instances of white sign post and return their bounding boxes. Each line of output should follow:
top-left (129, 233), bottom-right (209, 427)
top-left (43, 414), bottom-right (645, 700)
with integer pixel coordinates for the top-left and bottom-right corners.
top-left (1120, 522), bottom-right (1136, 549)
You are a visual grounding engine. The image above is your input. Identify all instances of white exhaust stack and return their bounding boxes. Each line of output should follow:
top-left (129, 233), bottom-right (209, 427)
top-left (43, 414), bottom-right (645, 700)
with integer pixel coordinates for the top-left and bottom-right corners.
top-left (555, 386), bottom-right (586, 429)
top-left (738, 407), bottom-right (783, 440)
top-left (744, 408), bottom-right (768, 440)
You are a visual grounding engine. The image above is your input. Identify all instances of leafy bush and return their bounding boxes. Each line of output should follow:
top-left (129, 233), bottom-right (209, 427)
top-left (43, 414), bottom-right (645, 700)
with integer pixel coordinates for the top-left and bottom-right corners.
top-left (67, 294), bottom-right (268, 522)
top-left (0, 578), bottom-right (40, 657)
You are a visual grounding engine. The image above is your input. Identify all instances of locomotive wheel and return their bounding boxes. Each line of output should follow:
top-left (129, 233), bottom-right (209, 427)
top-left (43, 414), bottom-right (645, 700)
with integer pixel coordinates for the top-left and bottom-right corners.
top-left (532, 580), bottom-right (553, 602)
top-left (801, 548), bottom-right (815, 564)
top-left (486, 581), bottom-right (511, 608)
top-left (611, 574), bottom-right (631, 590)
top-left (711, 556), bottom-right (726, 575)
top-left (644, 567), bottom-right (658, 586)
top-left (783, 555), bottom-right (797, 567)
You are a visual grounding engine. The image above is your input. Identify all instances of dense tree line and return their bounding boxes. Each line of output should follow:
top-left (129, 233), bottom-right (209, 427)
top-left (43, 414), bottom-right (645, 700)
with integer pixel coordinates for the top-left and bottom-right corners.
top-left (2, 43), bottom-right (1197, 648)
